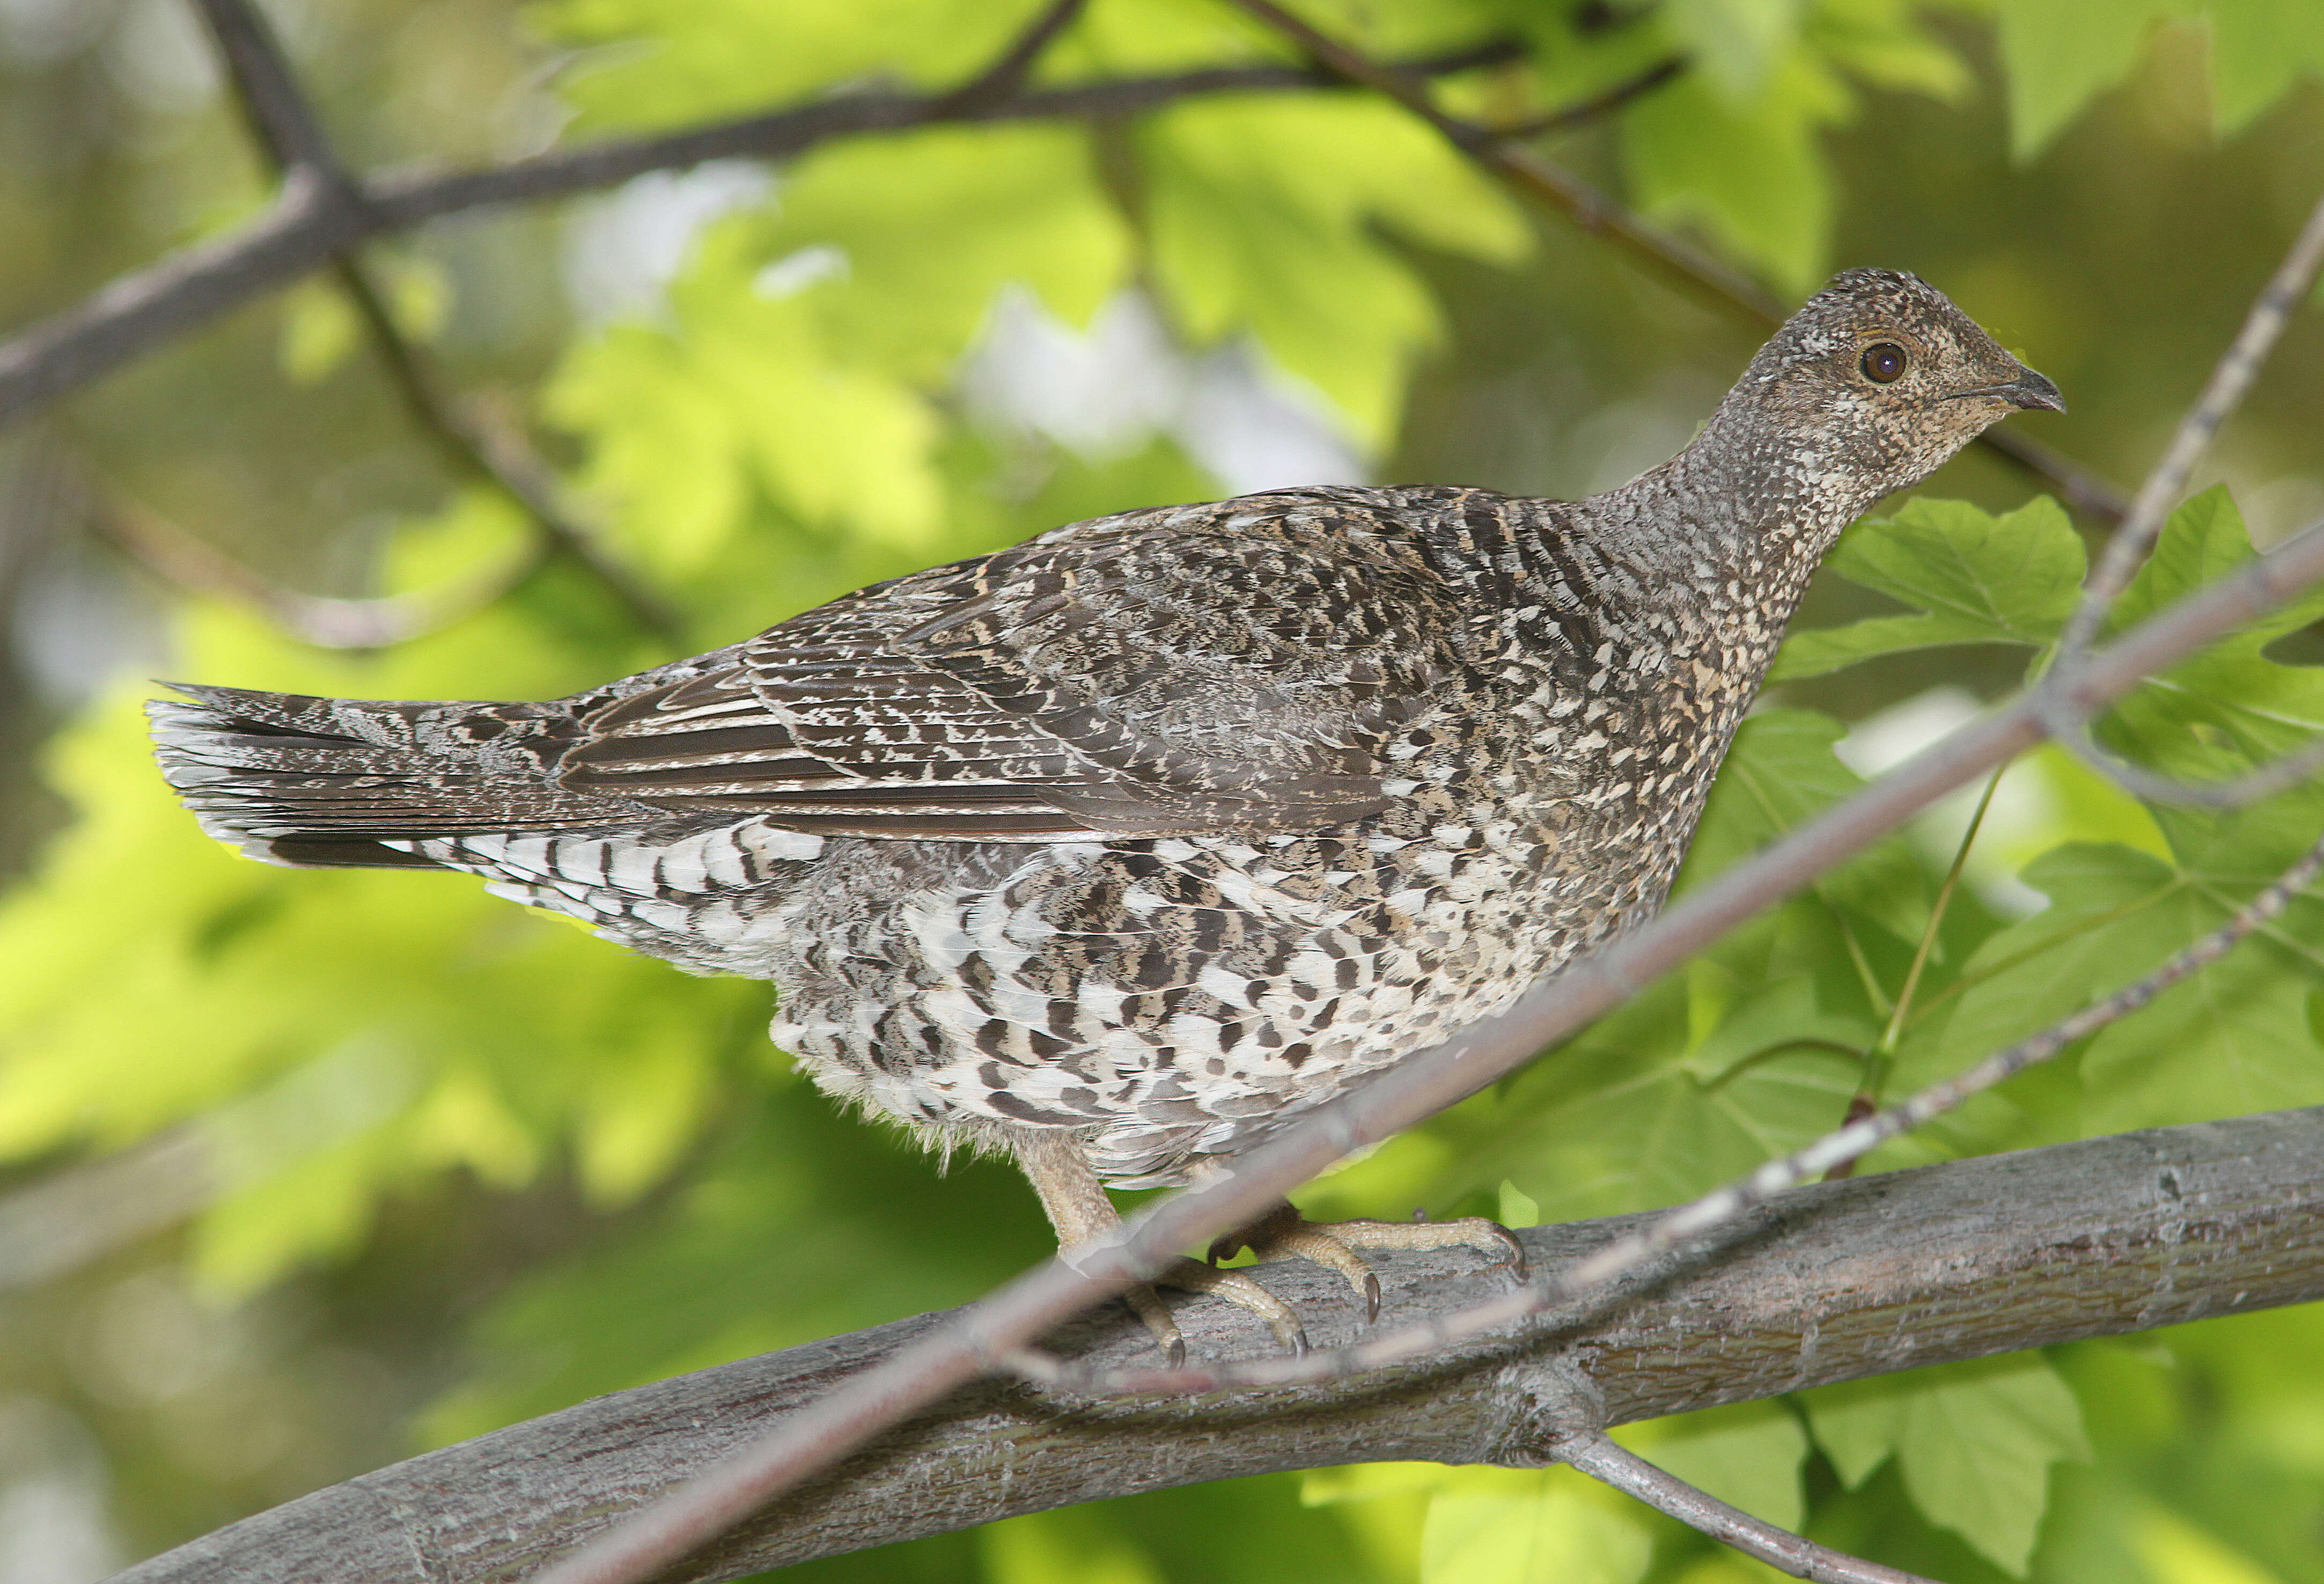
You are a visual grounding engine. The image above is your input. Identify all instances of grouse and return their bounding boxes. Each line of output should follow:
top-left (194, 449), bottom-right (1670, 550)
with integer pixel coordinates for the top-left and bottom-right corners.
top-left (150, 269), bottom-right (2062, 1359)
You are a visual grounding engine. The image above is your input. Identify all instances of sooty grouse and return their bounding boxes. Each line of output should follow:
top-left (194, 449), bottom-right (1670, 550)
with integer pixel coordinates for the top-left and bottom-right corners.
top-left (151, 269), bottom-right (2061, 1359)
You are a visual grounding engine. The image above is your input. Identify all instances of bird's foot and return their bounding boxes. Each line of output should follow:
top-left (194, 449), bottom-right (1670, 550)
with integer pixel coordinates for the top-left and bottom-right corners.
top-left (1112, 1208), bottom-right (1523, 1366)
top-left (1209, 1202), bottom-right (1527, 1324)
top-left (1140, 1258), bottom-right (1311, 1363)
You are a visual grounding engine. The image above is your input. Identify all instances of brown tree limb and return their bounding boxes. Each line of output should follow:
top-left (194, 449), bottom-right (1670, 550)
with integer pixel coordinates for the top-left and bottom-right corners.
top-left (192, 0), bottom-right (679, 641)
top-left (1221, 0), bottom-right (2129, 523)
top-left (0, 40), bottom-right (1520, 430)
top-left (107, 1108), bottom-right (2324, 1582)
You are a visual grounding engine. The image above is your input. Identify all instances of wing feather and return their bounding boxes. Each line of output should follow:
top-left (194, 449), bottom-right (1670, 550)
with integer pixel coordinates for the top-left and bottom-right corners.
top-left (554, 489), bottom-right (1482, 839)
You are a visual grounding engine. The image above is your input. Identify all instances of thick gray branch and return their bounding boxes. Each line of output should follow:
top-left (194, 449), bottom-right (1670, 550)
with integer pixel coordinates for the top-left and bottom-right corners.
top-left (111, 1108), bottom-right (2324, 1583)
top-left (0, 44), bottom-right (1513, 429)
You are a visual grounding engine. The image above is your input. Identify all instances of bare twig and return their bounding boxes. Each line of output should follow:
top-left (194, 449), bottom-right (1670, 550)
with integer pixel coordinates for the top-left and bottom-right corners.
top-left (1563, 1436), bottom-right (1943, 1584)
top-left (1827, 761), bottom-right (2006, 1177)
top-left (109, 1110), bottom-right (2324, 1582)
top-left (90, 484), bottom-right (529, 648)
top-left (324, 257), bottom-right (679, 637)
top-left (0, 40), bottom-right (1520, 429)
top-left (1492, 55), bottom-right (1684, 137)
top-left (192, 0), bottom-right (342, 177)
top-left (2038, 185), bottom-right (2324, 805)
top-left (934, 0), bottom-right (1091, 113)
top-left (0, 1130), bottom-right (210, 1294)
top-left (191, 0), bottom-right (679, 641)
top-left (518, 505), bottom-right (2324, 1584)
top-left (1220, 0), bottom-right (2127, 521)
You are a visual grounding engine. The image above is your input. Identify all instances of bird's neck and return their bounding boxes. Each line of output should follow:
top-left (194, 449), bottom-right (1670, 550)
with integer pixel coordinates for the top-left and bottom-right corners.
top-left (1584, 407), bottom-right (1875, 617)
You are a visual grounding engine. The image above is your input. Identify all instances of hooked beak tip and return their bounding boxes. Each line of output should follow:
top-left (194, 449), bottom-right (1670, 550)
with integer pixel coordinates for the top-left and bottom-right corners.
top-left (1951, 368), bottom-right (2065, 414)
top-left (2007, 366), bottom-right (2066, 414)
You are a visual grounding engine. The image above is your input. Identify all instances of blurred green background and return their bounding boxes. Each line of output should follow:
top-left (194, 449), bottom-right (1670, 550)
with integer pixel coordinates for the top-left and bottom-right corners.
top-left (2, 2), bottom-right (2323, 1581)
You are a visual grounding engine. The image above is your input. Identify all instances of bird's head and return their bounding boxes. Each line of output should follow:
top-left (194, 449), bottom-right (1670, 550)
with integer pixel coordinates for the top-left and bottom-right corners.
top-left (1719, 268), bottom-right (2063, 509)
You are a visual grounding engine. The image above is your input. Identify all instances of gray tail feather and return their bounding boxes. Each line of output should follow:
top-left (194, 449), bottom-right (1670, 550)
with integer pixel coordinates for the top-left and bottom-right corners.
top-left (146, 683), bottom-right (643, 870)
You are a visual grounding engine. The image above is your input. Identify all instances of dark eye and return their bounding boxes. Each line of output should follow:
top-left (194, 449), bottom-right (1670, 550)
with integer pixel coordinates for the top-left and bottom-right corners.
top-left (1860, 342), bottom-right (1908, 383)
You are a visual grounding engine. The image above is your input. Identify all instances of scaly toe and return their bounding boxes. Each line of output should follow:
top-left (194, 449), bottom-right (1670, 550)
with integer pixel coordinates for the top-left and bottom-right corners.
top-left (1158, 1256), bottom-right (1309, 1354)
top-left (1122, 1282), bottom-right (1189, 1366)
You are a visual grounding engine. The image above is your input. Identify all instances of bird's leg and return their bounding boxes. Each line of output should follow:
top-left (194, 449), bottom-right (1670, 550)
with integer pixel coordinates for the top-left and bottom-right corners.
top-left (1010, 1128), bottom-right (1308, 1363)
top-left (1209, 1202), bottom-right (1527, 1324)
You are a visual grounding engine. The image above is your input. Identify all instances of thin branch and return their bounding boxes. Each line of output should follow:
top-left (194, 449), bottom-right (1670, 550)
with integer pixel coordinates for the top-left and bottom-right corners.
top-left (1827, 761), bottom-right (2005, 1177)
top-left (2038, 183), bottom-right (2324, 805)
top-left (0, 40), bottom-right (1520, 429)
top-left (190, 0), bottom-right (341, 177)
top-left (1043, 813), bottom-right (2324, 1396)
top-left (1219, 0), bottom-right (2127, 522)
top-left (1563, 1436), bottom-right (1943, 1584)
top-left (190, 0), bottom-right (679, 641)
top-left (325, 256), bottom-right (680, 637)
top-left (517, 505), bottom-right (2324, 1584)
top-left (111, 1110), bottom-right (2324, 1582)
top-left (1491, 55), bottom-right (1684, 137)
top-left (90, 482), bottom-right (531, 648)
top-left (933, 0), bottom-right (1091, 114)
top-left (0, 1130), bottom-right (209, 1295)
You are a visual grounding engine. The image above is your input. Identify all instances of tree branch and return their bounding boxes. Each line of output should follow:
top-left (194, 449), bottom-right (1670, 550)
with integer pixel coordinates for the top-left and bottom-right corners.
top-left (0, 40), bottom-right (1519, 430)
top-left (1219, 0), bottom-right (2128, 522)
top-left (933, 0), bottom-right (1092, 115)
top-left (107, 1109), bottom-right (2324, 1582)
top-left (2038, 182), bottom-right (2324, 804)
top-left (89, 482), bottom-right (529, 648)
top-left (1563, 1436), bottom-right (1939, 1584)
top-left (190, 0), bottom-right (680, 641)
top-left (1491, 55), bottom-right (1685, 138)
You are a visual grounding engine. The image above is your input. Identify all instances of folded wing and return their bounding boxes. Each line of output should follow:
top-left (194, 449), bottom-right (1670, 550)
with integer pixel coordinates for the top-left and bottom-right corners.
top-left (557, 490), bottom-right (1476, 840)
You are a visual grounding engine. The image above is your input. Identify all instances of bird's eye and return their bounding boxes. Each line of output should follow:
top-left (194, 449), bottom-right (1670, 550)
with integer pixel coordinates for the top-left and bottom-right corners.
top-left (1860, 342), bottom-right (1908, 383)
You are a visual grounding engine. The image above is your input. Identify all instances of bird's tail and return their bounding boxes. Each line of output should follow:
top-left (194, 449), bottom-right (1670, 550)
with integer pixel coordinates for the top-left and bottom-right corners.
top-left (146, 682), bottom-right (643, 870)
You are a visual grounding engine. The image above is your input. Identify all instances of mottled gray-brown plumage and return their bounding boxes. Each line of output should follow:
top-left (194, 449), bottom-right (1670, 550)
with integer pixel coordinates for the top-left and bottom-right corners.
top-left (150, 269), bottom-right (2060, 1347)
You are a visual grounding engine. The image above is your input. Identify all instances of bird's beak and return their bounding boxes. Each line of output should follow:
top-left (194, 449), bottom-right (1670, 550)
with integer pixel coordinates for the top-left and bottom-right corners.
top-left (1952, 365), bottom-right (2066, 414)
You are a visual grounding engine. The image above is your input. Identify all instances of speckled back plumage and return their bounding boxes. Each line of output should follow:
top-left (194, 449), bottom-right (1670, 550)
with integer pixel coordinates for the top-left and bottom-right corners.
top-left (149, 270), bottom-right (2062, 1188)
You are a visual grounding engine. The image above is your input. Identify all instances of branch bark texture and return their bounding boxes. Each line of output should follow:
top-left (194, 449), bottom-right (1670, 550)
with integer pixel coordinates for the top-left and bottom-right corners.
top-left (111, 1108), bottom-right (2324, 1584)
top-left (0, 45), bottom-right (1513, 430)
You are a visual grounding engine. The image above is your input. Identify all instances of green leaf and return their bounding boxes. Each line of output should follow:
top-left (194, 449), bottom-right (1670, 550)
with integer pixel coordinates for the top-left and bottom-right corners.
top-left (751, 125), bottom-right (1131, 384)
top-left (1682, 974), bottom-right (1874, 1081)
top-left (2100, 487), bottom-right (2324, 780)
top-left (1666, 0), bottom-right (1805, 102)
top-left (1621, 63), bottom-right (1842, 295)
top-left (2207, 0), bottom-right (2324, 134)
top-left (1140, 95), bottom-right (1529, 449)
top-left (983, 1505), bottom-right (1166, 1584)
top-left (1806, 0), bottom-right (1971, 101)
top-left (1996, 0), bottom-right (2324, 155)
top-left (1615, 1399), bottom-right (1811, 1529)
top-left (1682, 708), bottom-right (1929, 943)
top-left (1419, 1469), bottom-right (1652, 1584)
top-left (1995, 0), bottom-right (2163, 160)
top-left (534, 0), bottom-right (1059, 129)
top-left (1768, 495), bottom-right (2084, 681)
top-left (1805, 1354), bottom-right (2091, 1574)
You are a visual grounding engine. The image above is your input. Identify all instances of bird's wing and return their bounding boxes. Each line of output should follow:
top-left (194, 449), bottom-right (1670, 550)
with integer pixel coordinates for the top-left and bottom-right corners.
top-left (556, 491), bottom-right (1481, 839)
